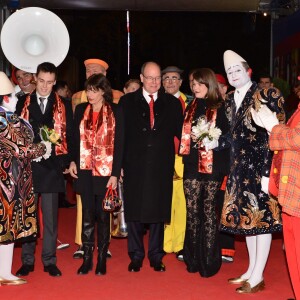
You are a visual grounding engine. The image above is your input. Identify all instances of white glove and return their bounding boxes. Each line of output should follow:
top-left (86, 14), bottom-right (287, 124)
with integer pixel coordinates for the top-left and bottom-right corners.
top-left (202, 137), bottom-right (219, 152)
top-left (41, 141), bottom-right (52, 160)
top-left (261, 176), bottom-right (269, 194)
top-left (251, 105), bottom-right (279, 133)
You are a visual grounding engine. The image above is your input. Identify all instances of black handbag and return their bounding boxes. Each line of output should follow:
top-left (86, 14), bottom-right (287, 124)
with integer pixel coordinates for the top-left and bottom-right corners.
top-left (102, 185), bottom-right (122, 212)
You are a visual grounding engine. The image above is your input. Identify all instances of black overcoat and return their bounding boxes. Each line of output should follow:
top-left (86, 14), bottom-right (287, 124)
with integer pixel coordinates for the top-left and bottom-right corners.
top-left (16, 91), bottom-right (74, 193)
top-left (119, 89), bottom-right (183, 223)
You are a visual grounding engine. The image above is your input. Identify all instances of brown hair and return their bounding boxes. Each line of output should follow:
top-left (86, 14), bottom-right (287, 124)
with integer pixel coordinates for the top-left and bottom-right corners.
top-left (85, 73), bottom-right (113, 103)
top-left (192, 68), bottom-right (223, 109)
top-left (124, 78), bottom-right (141, 89)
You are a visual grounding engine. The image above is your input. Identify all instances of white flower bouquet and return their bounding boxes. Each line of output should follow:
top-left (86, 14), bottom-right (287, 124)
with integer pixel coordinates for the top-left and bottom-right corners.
top-left (191, 115), bottom-right (222, 149)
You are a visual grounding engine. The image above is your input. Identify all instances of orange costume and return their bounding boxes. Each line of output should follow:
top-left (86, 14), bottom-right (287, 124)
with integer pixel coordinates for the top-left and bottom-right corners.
top-left (269, 103), bottom-right (300, 300)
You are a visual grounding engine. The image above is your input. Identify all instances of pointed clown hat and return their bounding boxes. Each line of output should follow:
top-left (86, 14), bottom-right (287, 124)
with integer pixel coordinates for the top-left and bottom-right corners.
top-left (223, 50), bottom-right (247, 72)
top-left (0, 71), bottom-right (14, 95)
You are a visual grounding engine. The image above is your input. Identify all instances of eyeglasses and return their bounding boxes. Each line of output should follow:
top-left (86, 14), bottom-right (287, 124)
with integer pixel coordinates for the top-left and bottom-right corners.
top-left (162, 76), bottom-right (181, 82)
top-left (142, 75), bottom-right (161, 82)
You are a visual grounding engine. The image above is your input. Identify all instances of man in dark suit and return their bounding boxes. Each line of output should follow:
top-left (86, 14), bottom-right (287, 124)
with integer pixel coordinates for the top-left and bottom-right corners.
top-left (119, 61), bottom-right (183, 272)
top-left (15, 62), bottom-right (73, 277)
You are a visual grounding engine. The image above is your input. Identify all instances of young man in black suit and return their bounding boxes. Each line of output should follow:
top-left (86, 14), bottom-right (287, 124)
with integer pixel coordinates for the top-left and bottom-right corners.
top-left (15, 62), bottom-right (73, 277)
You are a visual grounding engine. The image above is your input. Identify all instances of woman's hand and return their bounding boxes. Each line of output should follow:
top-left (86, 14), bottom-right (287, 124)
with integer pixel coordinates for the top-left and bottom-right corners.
top-left (69, 161), bottom-right (78, 179)
top-left (119, 169), bottom-right (124, 183)
top-left (107, 176), bottom-right (118, 189)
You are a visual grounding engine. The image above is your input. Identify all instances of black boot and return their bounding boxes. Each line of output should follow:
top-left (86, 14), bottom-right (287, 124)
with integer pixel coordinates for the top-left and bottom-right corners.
top-left (77, 245), bottom-right (94, 275)
top-left (95, 253), bottom-right (106, 275)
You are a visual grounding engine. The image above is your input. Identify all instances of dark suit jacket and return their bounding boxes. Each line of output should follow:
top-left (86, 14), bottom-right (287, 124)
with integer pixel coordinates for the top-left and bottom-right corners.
top-left (16, 91), bottom-right (74, 193)
top-left (119, 88), bottom-right (183, 223)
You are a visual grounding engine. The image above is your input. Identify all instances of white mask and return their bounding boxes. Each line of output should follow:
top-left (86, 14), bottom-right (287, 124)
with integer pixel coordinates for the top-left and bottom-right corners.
top-left (226, 64), bottom-right (250, 89)
top-left (2, 92), bottom-right (18, 112)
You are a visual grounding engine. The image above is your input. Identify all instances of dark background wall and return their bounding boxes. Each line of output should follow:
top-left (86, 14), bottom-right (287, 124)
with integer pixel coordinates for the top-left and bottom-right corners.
top-left (54, 10), bottom-right (271, 94)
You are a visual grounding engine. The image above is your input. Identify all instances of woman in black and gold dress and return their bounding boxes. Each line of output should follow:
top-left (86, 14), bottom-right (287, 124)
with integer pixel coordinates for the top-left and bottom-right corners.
top-left (0, 72), bottom-right (50, 285)
top-left (180, 68), bottom-right (230, 277)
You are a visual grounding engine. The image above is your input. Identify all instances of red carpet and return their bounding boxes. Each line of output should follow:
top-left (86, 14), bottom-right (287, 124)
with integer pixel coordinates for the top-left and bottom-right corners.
top-left (1, 208), bottom-right (294, 300)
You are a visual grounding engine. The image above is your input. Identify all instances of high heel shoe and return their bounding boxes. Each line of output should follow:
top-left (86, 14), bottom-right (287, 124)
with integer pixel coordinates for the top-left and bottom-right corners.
top-left (228, 276), bottom-right (248, 285)
top-left (236, 280), bottom-right (265, 294)
top-left (0, 277), bottom-right (27, 285)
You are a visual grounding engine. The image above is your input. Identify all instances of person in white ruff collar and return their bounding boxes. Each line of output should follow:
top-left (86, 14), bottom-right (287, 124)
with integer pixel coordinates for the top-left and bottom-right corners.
top-left (214, 50), bottom-right (285, 293)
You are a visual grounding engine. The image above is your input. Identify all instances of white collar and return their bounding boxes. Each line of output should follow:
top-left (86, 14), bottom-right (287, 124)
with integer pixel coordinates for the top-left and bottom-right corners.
top-left (235, 81), bottom-right (252, 96)
top-left (174, 91), bottom-right (181, 98)
top-left (143, 89), bottom-right (158, 104)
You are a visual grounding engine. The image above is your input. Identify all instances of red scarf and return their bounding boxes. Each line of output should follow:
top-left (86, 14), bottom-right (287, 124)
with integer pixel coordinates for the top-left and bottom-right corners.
top-left (79, 103), bottom-right (115, 177)
top-left (21, 92), bottom-right (68, 155)
top-left (179, 98), bottom-right (216, 174)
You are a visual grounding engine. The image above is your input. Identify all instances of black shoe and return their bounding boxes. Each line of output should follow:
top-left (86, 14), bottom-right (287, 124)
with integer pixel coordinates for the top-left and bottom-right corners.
top-left (150, 261), bottom-right (166, 272)
top-left (73, 246), bottom-right (84, 259)
top-left (176, 250), bottom-right (184, 262)
top-left (44, 265), bottom-right (62, 277)
top-left (128, 260), bottom-right (142, 272)
top-left (59, 200), bottom-right (76, 208)
top-left (77, 259), bottom-right (93, 275)
top-left (16, 264), bottom-right (34, 276)
top-left (95, 259), bottom-right (106, 276)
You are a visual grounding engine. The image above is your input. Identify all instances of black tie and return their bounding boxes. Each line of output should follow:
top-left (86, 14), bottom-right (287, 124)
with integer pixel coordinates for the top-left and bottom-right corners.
top-left (39, 97), bottom-right (46, 114)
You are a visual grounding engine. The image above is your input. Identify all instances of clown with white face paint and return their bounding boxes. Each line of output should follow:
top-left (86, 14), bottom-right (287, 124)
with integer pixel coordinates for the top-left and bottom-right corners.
top-left (220, 50), bottom-right (285, 294)
top-left (2, 92), bottom-right (18, 112)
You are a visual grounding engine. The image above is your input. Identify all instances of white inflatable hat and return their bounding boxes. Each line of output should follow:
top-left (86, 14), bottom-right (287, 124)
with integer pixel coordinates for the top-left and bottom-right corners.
top-left (0, 71), bottom-right (14, 95)
top-left (224, 50), bottom-right (247, 72)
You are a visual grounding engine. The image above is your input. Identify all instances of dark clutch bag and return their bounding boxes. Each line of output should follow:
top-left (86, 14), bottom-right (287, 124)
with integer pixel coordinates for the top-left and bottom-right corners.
top-left (102, 185), bottom-right (122, 212)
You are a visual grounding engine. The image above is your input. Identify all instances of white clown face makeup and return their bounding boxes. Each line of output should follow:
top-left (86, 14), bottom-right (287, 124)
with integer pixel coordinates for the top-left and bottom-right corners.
top-left (226, 64), bottom-right (250, 89)
top-left (2, 93), bottom-right (18, 112)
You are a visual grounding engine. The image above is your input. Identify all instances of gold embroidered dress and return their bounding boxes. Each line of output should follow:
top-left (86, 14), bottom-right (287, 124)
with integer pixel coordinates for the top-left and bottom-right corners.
top-left (221, 84), bottom-right (284, 235)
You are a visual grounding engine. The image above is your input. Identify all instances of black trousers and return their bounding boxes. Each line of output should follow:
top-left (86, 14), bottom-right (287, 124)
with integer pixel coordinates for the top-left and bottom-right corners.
top-left (21, 193), bottom-right (58, 266)
top-left (127, 221), bottom-right (164, 265)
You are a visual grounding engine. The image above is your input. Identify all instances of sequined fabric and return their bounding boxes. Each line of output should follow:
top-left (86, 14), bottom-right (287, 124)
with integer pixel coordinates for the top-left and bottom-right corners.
top-left (220, 83), bottom-right (284, 235)
top-left (0, 109), bottom-right (45, 243)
